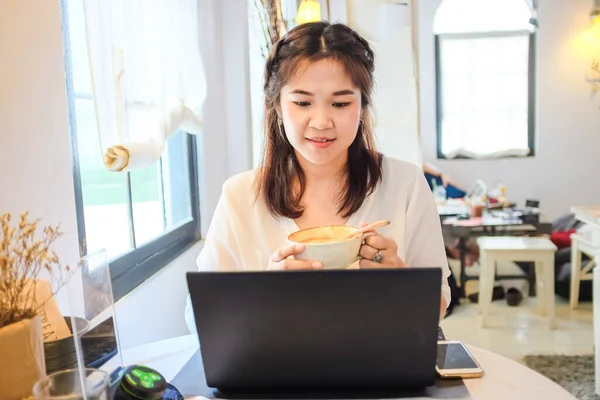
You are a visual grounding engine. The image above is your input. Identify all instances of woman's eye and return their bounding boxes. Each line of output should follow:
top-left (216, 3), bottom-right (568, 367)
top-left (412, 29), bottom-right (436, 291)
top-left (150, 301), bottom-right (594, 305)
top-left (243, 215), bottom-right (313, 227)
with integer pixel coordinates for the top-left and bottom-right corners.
top-left (293, 101), bottom-right (310, 107)
top-left (333, 102), bottom-right (350, 108)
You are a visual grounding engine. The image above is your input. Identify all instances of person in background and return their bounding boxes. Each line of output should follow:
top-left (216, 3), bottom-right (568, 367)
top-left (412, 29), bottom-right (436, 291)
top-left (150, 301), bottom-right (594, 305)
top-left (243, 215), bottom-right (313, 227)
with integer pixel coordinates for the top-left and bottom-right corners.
top-left (423, 162), bottom-right (467, 199)
top-left (185, 21), bottom-right (452, 332)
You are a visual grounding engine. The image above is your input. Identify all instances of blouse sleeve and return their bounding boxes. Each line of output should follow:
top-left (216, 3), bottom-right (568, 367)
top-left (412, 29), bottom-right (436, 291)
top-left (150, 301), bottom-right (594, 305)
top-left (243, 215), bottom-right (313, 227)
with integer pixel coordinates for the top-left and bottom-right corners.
top-left (404, 168), bottom-right (452, 309)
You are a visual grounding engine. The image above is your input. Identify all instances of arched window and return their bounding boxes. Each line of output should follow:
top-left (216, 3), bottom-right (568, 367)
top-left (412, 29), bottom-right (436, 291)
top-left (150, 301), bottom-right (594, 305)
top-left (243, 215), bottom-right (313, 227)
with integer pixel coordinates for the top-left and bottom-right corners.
top-left (433, 0), bottom-right (537, 159)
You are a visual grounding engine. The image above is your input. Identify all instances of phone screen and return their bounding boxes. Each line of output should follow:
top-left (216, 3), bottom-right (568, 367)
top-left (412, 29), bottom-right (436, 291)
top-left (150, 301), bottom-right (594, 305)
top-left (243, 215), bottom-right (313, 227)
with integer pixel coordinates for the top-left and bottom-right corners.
top-left (437, 342), bottom-right (479, 370)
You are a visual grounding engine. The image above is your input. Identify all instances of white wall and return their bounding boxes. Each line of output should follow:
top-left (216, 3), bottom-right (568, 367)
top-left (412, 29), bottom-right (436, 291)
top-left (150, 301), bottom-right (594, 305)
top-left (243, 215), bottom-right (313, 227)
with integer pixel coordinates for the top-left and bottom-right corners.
top-left (113, 242), bottom-right (203, 348)
top-left (197, 0), bottom-right (253, 234)
top-left (419, 0), bottom-right (600, 220)
top-left (0, 0), bottom-right (81, 312)
top-left (1, 0), bottom-right (252, 348)
top-left (346, 0), bottom-right (422, 166)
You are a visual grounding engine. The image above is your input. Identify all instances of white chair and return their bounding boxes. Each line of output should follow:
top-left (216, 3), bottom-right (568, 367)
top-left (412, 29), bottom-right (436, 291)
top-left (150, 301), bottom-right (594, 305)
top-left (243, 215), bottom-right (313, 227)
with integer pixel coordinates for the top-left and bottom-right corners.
top-left (570, 232), bottom-right (597, 309)
top-left (476, 236), bottom-right (557, 329)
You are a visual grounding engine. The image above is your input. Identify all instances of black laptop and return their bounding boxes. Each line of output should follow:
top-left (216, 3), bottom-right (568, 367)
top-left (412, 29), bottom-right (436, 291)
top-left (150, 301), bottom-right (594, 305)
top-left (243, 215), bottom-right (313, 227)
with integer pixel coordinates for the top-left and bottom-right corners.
top-left (186, 268), bottom-right (442, 393)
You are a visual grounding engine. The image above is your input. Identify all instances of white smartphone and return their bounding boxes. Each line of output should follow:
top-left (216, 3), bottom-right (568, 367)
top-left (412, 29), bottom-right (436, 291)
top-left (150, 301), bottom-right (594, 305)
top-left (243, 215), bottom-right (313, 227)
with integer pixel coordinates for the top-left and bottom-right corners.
top-left (436, 340), bottom-right (484, 379)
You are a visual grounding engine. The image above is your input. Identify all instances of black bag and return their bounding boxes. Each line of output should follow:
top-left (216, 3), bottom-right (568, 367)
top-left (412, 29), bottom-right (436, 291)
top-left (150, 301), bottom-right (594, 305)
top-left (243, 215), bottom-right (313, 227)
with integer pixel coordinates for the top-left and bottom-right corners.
top-left (445, 270), bottom-right (461, 317)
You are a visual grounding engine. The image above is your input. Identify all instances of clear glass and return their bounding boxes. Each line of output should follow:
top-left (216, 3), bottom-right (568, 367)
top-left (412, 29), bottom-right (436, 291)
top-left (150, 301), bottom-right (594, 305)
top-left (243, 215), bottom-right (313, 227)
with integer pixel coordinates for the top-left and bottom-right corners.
top-left (433, 184), bottom-right (447, 205)
top-left (32, 368), bottom-right (108, 400)
top-left (77, 249), bottom-right (123, 370)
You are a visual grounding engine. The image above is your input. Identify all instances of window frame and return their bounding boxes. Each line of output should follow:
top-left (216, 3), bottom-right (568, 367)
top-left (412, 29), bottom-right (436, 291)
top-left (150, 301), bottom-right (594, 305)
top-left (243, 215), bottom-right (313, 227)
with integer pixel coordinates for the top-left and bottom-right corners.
top-left (61, 0), bottom-right (201, 301)
top-left (434, 30), bottom-right (537, 160)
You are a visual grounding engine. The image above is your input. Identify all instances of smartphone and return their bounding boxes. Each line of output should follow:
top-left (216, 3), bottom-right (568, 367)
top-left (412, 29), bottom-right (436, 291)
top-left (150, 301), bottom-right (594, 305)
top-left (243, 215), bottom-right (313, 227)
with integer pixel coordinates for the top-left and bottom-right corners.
top-left (436, 340), bottom-right (484, 379)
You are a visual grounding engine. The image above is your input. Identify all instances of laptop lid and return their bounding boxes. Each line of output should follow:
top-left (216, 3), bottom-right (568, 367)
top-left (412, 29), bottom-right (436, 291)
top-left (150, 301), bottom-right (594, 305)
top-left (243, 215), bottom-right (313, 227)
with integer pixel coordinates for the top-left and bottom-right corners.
top-left (186, 268), bottom-right (442, 391)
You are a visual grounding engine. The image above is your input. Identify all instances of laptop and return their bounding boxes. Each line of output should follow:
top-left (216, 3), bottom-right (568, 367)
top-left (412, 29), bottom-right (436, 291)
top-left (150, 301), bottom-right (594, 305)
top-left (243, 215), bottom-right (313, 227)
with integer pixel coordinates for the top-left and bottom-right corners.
top-left (186, 268), bottom-right (442, 393)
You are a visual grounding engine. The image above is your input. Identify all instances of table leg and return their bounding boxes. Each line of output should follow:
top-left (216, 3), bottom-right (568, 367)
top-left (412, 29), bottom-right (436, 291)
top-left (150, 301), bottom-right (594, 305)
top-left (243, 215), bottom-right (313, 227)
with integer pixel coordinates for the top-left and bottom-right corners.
top-left (459, 237), bottom-right (468, 297)
top-left (543, 254), bottom-right (556, 330)
top-left (479, 251), bottom-right (495, 328)
top-left (534, 261), bottom-right (546, 317)
top-left (594, 267), bottom-right (600, 395)
top-left (570, 239), bottom-right (581, 310)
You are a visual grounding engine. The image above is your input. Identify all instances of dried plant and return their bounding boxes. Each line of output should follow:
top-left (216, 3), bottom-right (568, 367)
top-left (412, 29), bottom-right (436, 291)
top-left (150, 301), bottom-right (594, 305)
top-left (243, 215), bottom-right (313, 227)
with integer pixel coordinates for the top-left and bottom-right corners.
top-left (0, 212), bottom-right (72, 329)
top-left (252, 0), bottom-right (288, 59)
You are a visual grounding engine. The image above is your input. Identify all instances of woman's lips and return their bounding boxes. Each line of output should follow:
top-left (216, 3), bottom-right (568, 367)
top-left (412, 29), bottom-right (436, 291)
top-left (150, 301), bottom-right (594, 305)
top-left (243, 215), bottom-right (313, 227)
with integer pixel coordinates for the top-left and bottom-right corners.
top-left (306, 137), bottom-right (335, 149)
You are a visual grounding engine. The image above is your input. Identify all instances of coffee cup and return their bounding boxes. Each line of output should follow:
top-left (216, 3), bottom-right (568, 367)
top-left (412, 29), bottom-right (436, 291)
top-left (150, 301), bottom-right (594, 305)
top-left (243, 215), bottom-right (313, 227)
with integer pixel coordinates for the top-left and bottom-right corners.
top-left (287, 225), bottom-right (364, 269)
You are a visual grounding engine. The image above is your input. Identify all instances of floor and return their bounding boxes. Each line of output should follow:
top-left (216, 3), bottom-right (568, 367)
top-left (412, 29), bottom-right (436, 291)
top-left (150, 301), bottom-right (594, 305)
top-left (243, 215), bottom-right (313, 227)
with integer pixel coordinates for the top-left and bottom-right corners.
top-left (440, 290), bottom-right (594, 365)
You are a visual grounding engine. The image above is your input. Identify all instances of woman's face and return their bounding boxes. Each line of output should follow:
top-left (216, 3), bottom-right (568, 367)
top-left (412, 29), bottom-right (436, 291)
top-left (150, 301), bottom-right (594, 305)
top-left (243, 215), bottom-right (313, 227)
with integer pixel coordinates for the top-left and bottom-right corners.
top-left (279, 59), bottom-right (362, 169)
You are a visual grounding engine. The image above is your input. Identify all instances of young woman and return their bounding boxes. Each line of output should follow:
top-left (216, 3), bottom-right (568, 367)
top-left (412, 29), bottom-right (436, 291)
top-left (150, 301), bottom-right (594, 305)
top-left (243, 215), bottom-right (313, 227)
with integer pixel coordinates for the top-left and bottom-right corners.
top-left (185, 22), bottom-right (451, 330)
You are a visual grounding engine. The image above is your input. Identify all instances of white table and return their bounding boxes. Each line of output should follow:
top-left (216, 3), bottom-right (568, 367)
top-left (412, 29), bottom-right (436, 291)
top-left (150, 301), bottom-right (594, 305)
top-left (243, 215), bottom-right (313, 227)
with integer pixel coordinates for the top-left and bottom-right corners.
top-left (476, 236), bottom-right (557, 329)
top-left (102, 334), bottom-right (575, 400)
top-left (437, 203), bottom-right (470, 217)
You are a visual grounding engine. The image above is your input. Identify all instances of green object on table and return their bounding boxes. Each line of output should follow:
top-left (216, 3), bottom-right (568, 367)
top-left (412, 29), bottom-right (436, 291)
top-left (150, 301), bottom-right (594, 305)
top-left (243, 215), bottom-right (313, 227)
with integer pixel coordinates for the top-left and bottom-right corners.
top-left (120, 365), bottom-right (167, 399)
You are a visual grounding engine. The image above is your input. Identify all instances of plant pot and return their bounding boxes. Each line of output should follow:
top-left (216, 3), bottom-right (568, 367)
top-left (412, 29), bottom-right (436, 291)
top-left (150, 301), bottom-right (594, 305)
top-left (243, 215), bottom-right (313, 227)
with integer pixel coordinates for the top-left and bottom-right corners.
top-left (0, 315), bottom-right (46, 400)
top-left (44, 316), bottom-right (90, 375)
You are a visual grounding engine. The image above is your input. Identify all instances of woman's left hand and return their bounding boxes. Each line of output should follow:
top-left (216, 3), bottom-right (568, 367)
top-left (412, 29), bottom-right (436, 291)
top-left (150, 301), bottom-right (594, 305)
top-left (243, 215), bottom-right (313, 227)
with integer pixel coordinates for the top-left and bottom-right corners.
top-left (358, 222), bottom-right (408, 269)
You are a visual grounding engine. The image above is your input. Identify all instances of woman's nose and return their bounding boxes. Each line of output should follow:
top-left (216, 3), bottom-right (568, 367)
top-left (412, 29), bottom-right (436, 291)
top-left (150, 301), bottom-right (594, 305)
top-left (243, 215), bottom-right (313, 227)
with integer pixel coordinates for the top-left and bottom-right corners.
top-left (308, 108), bottom-right (334, 130)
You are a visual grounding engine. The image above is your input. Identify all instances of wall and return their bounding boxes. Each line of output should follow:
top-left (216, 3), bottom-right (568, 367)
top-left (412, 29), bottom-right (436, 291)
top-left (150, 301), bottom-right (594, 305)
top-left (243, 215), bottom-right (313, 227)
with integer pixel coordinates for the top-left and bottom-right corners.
top-left (0, 0), bottom-right (81, 311)
top-left (197, 0), bottom-right (253, 233)
top-left (113, 242), bottom-right (203, 348)
top-left (418, 0), bottom-right (600, 220)
top-left (1, 0), bottom-right (252, 348)
top-left (346, 0), bottom-right (422, 166)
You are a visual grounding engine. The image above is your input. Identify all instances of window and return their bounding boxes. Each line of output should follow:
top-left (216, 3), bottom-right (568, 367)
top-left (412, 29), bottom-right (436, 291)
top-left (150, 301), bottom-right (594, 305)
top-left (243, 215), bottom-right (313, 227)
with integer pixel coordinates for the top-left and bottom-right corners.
top-left (62, 0), bottom-right (201, 300)
top-left (433, 0), bottom-right (537, 159)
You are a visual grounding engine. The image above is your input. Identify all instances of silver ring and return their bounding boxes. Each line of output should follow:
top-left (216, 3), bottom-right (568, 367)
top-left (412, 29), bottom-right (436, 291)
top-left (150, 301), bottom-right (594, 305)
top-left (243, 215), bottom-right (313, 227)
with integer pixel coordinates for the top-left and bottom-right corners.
top-left (372, 251), bottom-right (383, 263)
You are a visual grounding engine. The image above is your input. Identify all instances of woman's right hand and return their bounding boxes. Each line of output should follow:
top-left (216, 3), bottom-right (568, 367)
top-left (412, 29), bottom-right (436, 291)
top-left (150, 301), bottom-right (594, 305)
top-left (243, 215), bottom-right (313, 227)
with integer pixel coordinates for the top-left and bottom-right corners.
top-left (267, 244), bottom-right (323, 270)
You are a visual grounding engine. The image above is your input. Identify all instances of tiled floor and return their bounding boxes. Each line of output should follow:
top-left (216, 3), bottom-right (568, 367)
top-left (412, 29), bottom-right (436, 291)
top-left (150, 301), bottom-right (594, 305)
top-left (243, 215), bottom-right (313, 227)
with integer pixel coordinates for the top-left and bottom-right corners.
top-left (440, 295), bottom-right (594, 364)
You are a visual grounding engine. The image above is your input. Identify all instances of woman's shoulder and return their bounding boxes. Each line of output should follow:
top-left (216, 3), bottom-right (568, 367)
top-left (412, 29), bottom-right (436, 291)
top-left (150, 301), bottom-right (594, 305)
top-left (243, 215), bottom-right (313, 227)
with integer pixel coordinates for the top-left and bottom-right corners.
top-left (380, 156), bottom-right (422, 189)
top-left (381, 156), bottom-right (421, 176)
top-left (222, 167), bottom-right (260, 195)
top-left (220, 167), bottom-right (265, 211)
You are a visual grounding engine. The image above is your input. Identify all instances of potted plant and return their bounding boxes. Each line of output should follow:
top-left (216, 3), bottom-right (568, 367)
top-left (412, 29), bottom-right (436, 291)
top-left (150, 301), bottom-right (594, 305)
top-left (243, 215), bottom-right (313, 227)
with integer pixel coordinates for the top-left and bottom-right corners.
top-left (0, 212), bottom-right (72, 400)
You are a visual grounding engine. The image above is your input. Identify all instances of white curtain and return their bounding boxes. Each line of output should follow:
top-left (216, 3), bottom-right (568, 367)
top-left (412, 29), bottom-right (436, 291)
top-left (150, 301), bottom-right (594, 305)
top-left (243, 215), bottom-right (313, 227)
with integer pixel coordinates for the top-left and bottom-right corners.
top-left (83, 0), bottom-right (206, 172)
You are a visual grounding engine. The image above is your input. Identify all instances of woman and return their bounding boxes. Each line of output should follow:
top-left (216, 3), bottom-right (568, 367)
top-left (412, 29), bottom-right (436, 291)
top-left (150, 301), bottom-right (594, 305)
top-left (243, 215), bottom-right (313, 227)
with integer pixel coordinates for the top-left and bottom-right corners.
top-left (185, 22), bottom-right (451, 331)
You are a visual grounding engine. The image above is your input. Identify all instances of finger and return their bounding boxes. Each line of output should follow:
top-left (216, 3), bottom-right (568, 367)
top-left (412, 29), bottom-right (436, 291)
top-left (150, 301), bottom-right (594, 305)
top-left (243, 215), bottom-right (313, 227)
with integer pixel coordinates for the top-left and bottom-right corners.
top-left (360, 221), bottom-right (369, 228)
top-left (281, 258), bottom-right (322, 270)
top-left (359, 258), bottom-right (393, 269)
top-left (359, 243), bottom-right (379, 260)
top-left (271, 244), bottom-right (305, 262)
top-left (364, 234), bottom-right (392, 251)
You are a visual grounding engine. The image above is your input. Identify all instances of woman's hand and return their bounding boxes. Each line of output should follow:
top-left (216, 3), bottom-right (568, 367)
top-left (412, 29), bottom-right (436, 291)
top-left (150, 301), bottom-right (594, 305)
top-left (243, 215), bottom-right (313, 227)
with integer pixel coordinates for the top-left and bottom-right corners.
top-left (358, 222), bottom-right (408, 269)
top-left (267, 244), bottom-right (323, 270)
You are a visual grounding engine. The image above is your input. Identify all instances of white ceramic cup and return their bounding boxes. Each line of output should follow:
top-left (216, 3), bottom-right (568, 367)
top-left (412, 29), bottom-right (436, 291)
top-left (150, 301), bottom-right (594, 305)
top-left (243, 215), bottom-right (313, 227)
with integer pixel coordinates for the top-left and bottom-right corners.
top-left (287, 225), bottom-right (364, 269)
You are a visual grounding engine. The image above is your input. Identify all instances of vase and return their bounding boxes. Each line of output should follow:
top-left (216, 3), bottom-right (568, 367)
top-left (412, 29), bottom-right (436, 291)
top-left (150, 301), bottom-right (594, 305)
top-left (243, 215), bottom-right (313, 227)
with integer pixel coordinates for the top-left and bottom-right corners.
top-left (0, 316), bottom-right (46, 400)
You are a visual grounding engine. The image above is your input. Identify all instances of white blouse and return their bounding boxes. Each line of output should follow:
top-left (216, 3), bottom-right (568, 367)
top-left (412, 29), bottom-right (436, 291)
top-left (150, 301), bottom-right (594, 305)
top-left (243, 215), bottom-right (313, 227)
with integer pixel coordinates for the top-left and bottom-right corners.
top-left (185, 157), bottom-right (451, 331)
top-left (186, 157), bottom-right (450, 332)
